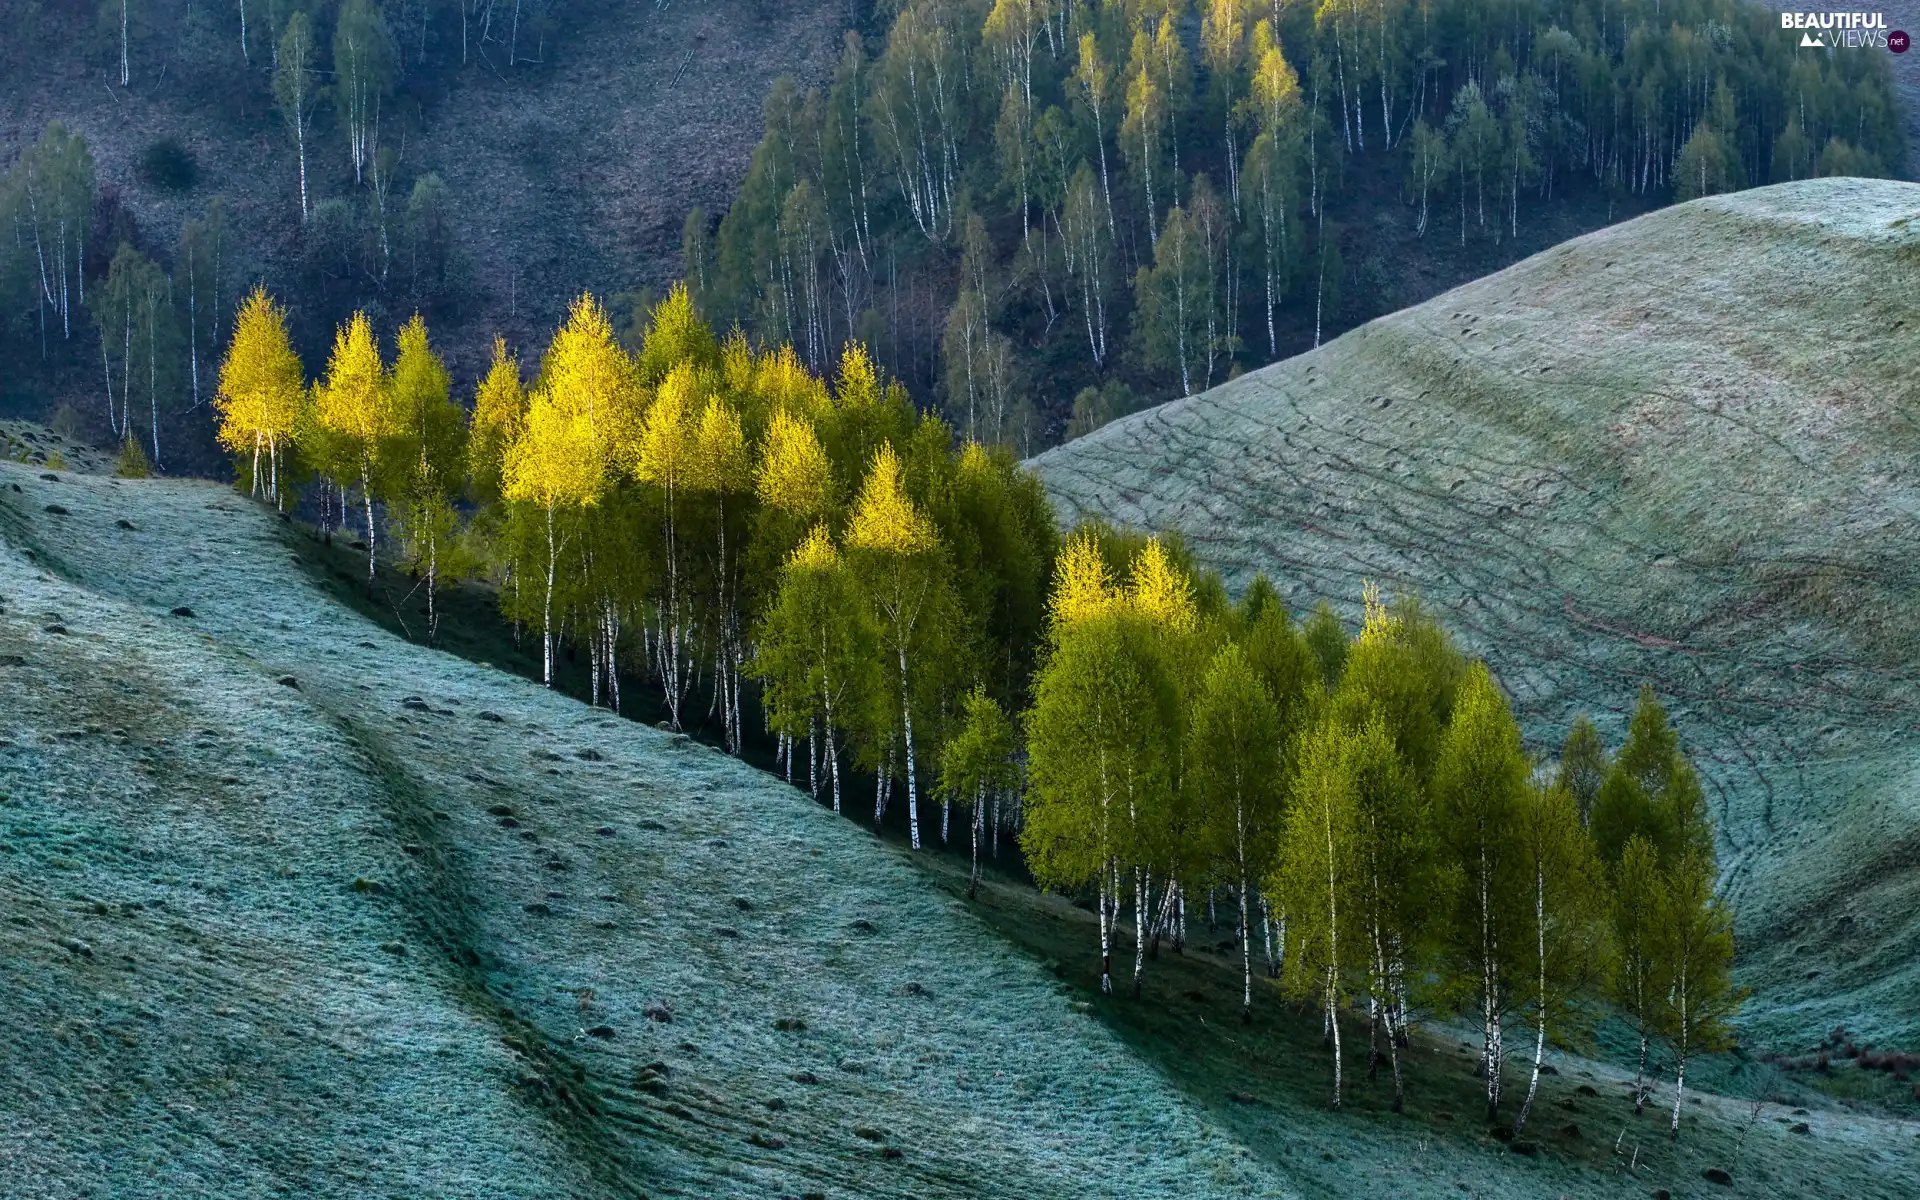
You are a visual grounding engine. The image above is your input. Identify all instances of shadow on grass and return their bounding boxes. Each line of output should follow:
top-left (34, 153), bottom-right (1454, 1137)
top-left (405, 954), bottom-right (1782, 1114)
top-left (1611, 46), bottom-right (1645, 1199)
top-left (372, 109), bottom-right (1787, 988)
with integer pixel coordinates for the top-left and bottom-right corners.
top-left (281, 517), bottom-right (1920, 1199)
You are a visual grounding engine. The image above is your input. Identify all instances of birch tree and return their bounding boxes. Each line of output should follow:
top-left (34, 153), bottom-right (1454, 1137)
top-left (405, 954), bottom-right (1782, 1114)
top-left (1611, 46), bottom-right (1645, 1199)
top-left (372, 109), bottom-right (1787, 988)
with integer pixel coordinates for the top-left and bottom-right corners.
top-left (1433, 660), bottom-right (1530, 1122)
top-left (468, 337), bottom-right (528, 507)
top-left (274, 13), bottom-right (322, 220)
top-left (845, 441), bottom-right (955, 851)
top-left (1611, 834), bottom-right (1668, 1113)
top-left (388, 315), bottom-right (467, 643)
top-left (1277, 716), bottom-right (1362, 1108)
top-left (1509, 781), bottom-right (1606, 1137)
top-left (214, 286), bottom-right (305, 507)
top-left (1189, 641), bottom-right (1283, 1021)
top-left (635, 362), bottom-right (702, 727)
top-left (1073, 32), bottom-right (1118, 241)
top-left (335, 0), bottom-right (398, 185)
top-left (1025, 563), bottom-right (1178, 995)
top-left (754, 526), bottom-right (877, 810)
top-left (1653, 850), bottom-right (1744, 1139)
top-left (689, 393), bottom-right (752, 750)
top-left (313, 311), bottom-right (396, 582)
top-left (940, 683), bottom-right (1021, 898)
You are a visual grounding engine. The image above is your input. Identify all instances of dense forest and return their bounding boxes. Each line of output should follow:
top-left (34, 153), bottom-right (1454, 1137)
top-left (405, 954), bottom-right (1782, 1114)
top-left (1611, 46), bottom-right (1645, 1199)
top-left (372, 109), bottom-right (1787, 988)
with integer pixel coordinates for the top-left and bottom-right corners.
top-left (1, 0), bottom-right (1906, 469)
top-left (697, 0), bottom-right (1905, 445)
top-left (208, 284), bottom-right (1743, 1134)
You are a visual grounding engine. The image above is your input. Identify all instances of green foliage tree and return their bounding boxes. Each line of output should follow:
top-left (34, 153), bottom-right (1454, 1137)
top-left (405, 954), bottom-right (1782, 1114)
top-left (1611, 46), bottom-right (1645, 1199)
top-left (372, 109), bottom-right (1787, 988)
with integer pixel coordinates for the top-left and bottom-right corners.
top-left (1188, 641), bottom-right (1283, 1021)
top-left (388, 315), bottom-right (466, 642)
top-left (940, 683), bottom-right (1021, 898)
top-left (1654, 850), bottom-right (1746, 1138)
top-left (1276, 715), bottom-right (1364, 1108)
top-left (1556, 714), bottom-right (1608, 828)
top-left (754, 526), bottom-right (878, 811)
top-left (1433, 661), bottom-right (1530, 1121)
top-left (1509, 782), bottom-right (1608, 1136)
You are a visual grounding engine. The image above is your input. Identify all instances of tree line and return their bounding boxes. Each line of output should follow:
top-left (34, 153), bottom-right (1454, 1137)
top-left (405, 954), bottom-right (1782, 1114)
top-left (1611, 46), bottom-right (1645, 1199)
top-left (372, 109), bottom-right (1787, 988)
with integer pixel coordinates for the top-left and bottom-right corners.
top-left (696, 0), bottom-right (1903, 444)
top-left (1021, 535), bottom-right (1741, 1134)
top-left (210, 281), bottom-right (1742, 1136)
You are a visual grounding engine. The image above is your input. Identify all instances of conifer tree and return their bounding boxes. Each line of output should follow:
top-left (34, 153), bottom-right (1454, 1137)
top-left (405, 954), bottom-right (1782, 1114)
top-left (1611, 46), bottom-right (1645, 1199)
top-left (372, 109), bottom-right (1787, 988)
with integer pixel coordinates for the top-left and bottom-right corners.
top-left (214, 286), bottom-right (305, 507)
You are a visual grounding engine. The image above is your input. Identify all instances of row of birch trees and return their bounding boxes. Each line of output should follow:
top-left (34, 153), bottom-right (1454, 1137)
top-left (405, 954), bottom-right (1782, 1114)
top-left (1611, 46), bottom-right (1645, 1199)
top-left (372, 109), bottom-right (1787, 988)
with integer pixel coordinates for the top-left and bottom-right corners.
top-left (1020, 527), bottom-right (1741, 1137)
top-left (213, 284), bottom-right (1058, 847)
top-left (211, 284), bottom-right (1739, 1138)
top-left (702, 0), bottom-right (1902, 437)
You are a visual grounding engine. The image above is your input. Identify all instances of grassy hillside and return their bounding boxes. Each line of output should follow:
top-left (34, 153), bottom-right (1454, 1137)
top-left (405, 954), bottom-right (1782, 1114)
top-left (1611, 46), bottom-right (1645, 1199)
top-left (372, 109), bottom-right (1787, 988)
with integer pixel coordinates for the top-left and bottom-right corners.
top-left (0, 457), bottom-right (1298, 1197)
top-left (1028, 176), bottom-right (1920, 1050)
top-left (6, 453), bottom-right (1920, 1195)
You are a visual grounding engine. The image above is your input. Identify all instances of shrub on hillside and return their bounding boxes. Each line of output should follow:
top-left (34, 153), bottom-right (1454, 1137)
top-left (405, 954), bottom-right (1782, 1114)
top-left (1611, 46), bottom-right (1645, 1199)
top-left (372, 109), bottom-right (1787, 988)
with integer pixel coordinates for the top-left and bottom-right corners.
top-left (138, 138), bottom-right (197, 191)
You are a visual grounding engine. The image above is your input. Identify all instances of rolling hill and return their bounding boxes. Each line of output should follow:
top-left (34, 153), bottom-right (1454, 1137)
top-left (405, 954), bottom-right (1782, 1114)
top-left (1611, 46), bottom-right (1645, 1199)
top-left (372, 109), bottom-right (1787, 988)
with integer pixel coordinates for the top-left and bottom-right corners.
top-left (1028, 177), bottom-right (1920, 1049)
top-left (0, 458), bottom-right (1297, 1197)
top-left (5, 414), bottom-right (1920, 1190)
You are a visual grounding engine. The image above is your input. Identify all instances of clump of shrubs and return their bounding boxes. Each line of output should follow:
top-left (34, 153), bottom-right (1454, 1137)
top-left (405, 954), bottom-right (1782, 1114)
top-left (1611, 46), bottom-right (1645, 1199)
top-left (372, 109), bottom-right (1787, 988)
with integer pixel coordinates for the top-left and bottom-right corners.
top-left (1761, 1027), bottom-right (1920, 1082)
top-left (138, 137), bottom-right (197, 191)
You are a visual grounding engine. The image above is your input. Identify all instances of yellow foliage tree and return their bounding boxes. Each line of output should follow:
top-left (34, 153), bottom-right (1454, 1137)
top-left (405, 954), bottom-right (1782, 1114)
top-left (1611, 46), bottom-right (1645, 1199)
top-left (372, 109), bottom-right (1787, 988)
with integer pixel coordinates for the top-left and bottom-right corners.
top-left (312, 310), bottom-right (395, 579)
top-left (755, 408), bottom-right (834, 521)
top-left (634, 360), bottom-right (704, 726)
top-left (214, 286), bottom-right (305, 506)
top-left (1047, 529), bottom-right (1119, 634)
top-left (1126, 535), bottom-right (1197, 632)
top-left (847, 441), bottom-right (949, 849)
top-left (468, 336), bottom-right (527, 506)
top-left (504, 372), bottom-right (608, 686)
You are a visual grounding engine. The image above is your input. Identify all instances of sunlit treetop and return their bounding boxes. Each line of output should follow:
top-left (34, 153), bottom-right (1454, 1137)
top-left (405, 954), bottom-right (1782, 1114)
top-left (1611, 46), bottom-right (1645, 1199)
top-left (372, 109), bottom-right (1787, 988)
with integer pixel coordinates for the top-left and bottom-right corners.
top-left (634, 360), bottom-right (703, 490)
top-left (690, 396), bottom-right (750, 495)
top-left (756, 407), bottom-right (834, 518)
top-left (504, 386), bottom-right (605, 509)
top-left (846, 442), bottom-right (937, 556)
top-left (835, 341), bottom-right (882, 411)
top-left (1048, 530), bottom-right (1119, 631)
top-left (787, 523), bottom-right (842, 573)
top-left (313, 309), bottom-right (392, 446)
top-left (1127, 536), bottom-right (1197, 633)
top-left (756, 344), bottom-right (830, 418)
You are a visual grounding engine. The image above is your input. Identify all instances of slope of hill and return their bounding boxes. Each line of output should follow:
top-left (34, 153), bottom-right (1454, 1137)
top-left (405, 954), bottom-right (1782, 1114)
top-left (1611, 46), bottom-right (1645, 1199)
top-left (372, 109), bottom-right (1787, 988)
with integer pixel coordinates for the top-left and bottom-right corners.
top-left (0, 459), bottom-right (1288, 1197)
top-left (6, 431), bottom-right (1920, 1193)
top-left (1028, 177), bottom-right (1920, 1049)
